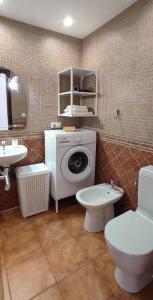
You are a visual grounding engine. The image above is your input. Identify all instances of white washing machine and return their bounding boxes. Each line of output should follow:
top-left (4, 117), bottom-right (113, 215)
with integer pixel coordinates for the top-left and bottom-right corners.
top-left (45, 129), bottom-right (96, 212)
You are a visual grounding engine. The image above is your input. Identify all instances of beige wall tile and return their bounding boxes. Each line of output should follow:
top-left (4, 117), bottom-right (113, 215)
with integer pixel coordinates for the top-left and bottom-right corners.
top-left (82, 0), bottom-right (153, 147)
top-left (0, 16), bottom-right (82, 139)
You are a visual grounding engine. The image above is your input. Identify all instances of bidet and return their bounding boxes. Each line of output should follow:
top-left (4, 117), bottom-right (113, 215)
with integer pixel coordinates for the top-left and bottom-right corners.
top-left (76, 183), bottom-right (124, 232)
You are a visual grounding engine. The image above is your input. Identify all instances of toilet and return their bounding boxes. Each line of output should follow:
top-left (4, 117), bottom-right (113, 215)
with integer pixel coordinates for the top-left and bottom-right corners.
top-left (76, 183), bottom-right (124, 232)
top-left (105, 165), bottom-right (153, 293)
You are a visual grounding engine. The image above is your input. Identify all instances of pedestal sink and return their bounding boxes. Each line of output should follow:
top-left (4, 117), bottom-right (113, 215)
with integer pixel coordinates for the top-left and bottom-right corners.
top-left (0, 145), bottom-right (27, 167)
top-left (0, 144), bottom-right (28, 191)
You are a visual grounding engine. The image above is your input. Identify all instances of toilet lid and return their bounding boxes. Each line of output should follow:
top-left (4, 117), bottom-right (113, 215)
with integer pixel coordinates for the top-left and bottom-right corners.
top-left (105, 210), bottom-right (153, 256)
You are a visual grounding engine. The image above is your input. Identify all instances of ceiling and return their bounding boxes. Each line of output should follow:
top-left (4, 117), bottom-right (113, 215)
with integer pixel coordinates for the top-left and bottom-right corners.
top-left (0, 0), bottom-right (138, 39)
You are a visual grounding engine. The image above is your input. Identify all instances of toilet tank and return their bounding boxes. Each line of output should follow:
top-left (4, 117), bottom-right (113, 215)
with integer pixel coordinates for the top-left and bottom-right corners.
top-left (138, 165), bottom-right (153, 217)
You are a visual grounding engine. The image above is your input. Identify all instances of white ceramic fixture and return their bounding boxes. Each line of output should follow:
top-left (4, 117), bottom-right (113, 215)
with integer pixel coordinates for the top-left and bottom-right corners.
top-left (45, 129), bottom-right (96, 213)
top-left (0, 145), bottom-right (27, 167)
top-left (105, 165), bottom-right (153, 293)
top-left (76, 183), bottom-right (123, 232)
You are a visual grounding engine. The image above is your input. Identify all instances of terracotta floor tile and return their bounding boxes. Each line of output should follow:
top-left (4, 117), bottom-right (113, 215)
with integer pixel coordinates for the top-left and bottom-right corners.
top-left (33, 285), bottom-right (64, 300)
top-left (105, 297), bottom-right (118, 300)
top-left (3, 228), bottom-right (41, 267)
top-left (31, 210), bottom-right (58, 227)
top-left (63, 216), bottom-right (84, 237)
top-left (93, 250), bottom-right (153, 300)
top-left (0, 268), bottom-right (3, 300)
top-left (59, 205), bottom-right (85, 221)
top-left (0, 213), bottom-right (7, 237)
top-left (45, 237), bottom-right (88, 281)
top-left (0, 247), bottom-right (5, 266)
top-left (93, 252), bottom-right (134, 299)
top-left (2, 209), bottom-right (33, 235)
top-left (1, 265), bottom-right (11, 300)
top-left (60, 262), bottom-right (113, 300)
top-left (76, 231), bottom-right (107, 259)
top-left (36, 219), bottom-right (71, 249)
top-left (8, 252), bottom-right (56, 300)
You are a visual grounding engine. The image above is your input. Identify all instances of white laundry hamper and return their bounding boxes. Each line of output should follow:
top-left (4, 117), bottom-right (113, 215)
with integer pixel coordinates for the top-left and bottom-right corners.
top-left (16, 163), bottom-right (49, 218)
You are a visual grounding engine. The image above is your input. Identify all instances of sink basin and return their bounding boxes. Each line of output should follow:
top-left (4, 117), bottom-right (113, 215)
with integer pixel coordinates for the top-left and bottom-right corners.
top-left (0, 145), bottom-right (28, 167)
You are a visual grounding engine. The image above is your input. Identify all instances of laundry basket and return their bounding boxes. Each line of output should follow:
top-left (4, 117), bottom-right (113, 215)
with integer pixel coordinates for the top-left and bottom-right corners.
top-left (16, 163), bottom-right (49, 218)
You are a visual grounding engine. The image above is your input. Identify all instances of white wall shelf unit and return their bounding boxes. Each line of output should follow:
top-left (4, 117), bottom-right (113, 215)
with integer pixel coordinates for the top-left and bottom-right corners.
top-left (58, 67), bottom-right (98, 117)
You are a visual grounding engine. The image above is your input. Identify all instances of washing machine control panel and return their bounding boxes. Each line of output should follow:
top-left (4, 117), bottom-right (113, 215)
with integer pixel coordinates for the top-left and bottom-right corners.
top-left (56, 130), bottom-right (96, 147)
top-left (74, 136), bottom-right (82, 144)
top-left (57, 134), bottom-right (83, 146)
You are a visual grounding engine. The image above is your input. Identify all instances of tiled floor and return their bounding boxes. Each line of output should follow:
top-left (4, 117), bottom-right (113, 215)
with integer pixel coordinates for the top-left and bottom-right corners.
top-left (0, 204), bottom-right (153, 300)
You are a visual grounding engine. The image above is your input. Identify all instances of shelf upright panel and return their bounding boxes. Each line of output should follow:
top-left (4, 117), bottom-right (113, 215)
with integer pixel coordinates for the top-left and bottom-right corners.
top-left (70, 67), bottom-right (73, 116)
top-left (80, 75), bottom-right (83, 107)
top-left (58, 70), bottom-right (60, 116)
top-left (95, 71), bottom-right (98, 116)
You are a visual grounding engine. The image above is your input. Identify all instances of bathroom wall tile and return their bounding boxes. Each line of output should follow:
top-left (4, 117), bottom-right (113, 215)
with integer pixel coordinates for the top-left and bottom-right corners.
top-left (81, 0), bottom-right (153, 148)
top-left (45, 237), bottom-right (88, 281)
top-left (0, 137), bottom-right (44, 211)
top-left (0, 14), bottom-right (81, 211)
top-left (8, 252), bottom-right (55, 300)
top-left (95, 139), bottom-right (153, 212)
top-left (33, 285), bottom-right (64, 300)
top-left (0, 16), bottom-right (82, 140)
top-left (59, 262), bottom-right (113, 300)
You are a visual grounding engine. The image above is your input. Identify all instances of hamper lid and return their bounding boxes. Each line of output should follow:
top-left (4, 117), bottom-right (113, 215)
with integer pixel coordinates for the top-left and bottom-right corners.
top-left (16, 163), bottom-right (49, 177)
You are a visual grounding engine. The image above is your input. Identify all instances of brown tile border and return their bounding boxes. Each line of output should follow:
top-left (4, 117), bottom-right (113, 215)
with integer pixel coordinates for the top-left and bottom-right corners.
top-left (82, 127), bottom-right (153, 153)
top-left (0, 131), bottom-right (44, 141)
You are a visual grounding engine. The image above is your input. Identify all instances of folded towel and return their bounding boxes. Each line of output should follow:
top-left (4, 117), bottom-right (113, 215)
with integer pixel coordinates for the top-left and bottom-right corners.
top-left (64, 105), bottom-right (89, 113)
top-left (62, 111), bottom-right (93, 116)
top-left (65, 105), bottom-right (88, 110)
top-left (64, 108), bottom-right (88, 113)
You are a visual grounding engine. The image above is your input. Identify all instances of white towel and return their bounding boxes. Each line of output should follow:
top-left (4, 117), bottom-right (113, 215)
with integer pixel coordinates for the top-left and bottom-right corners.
top-left (0, 73), bottom-right (8, 130)
top-left (62, 111), bottom-right (93, 116)
top-left (64, 105), bottom-right (88, 113)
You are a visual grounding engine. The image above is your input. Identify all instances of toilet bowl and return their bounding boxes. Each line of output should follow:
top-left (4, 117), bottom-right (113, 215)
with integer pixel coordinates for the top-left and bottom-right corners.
top-left (76, 183), bottom-right (124, 232)
top-left (104, 165), bottom-right (153, 293)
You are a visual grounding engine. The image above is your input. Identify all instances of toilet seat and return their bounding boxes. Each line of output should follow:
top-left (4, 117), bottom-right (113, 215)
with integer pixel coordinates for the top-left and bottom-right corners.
top-left (105, 210), bottom-right (153, 256)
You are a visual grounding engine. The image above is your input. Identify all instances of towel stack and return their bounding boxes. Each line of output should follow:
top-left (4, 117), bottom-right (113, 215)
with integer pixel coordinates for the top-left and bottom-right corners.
top-left (63, 105), bottom-right (93, 115)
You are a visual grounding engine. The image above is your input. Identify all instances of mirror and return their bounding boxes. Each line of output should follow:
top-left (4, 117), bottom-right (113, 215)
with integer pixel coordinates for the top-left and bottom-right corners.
top-left (0, 67), bottom-right (27, 130)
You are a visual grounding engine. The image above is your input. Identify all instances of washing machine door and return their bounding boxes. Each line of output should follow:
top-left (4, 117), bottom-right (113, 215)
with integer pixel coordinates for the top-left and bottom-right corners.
top-left (61, 146), bottom-right (93, 183)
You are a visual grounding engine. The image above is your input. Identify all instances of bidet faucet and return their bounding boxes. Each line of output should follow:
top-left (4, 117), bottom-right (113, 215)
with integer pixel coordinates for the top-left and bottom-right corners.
top-left (111, 179), bottom-right (115, 188)
top-left (1, 141), bottom-right (6, 153)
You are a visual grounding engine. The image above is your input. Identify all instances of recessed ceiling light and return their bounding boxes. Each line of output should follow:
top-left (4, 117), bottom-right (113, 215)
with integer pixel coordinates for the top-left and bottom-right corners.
top-left (63, 16), bottom-right (74, 27)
